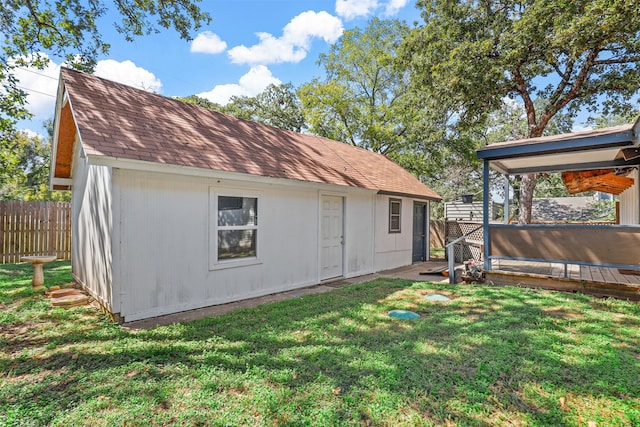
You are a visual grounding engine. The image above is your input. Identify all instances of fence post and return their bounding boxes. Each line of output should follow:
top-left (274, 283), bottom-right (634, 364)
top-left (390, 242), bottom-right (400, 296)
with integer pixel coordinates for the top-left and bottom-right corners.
top-left (64, 203), bottom-right (71, 260)
top-left (49, 203), bottom-right (57, 258)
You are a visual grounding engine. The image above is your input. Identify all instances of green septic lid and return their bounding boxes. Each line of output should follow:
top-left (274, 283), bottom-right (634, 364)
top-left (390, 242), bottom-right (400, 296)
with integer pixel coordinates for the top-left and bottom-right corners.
top-left (425, 294), bottom-right (450, 302)
top-left (388, 310), bottom-right (420, 320)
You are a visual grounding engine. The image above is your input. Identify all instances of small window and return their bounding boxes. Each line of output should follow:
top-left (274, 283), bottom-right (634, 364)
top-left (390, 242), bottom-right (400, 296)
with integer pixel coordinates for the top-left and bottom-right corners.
top-left (389, 199), bottom-right (401, 233)
top-left (217, 196), bottom-right (258, 260)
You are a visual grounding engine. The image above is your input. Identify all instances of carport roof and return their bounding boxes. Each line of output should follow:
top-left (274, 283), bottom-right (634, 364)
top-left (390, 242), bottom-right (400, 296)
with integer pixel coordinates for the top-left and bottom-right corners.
top-left (477, 119), bottom-right (640, 175)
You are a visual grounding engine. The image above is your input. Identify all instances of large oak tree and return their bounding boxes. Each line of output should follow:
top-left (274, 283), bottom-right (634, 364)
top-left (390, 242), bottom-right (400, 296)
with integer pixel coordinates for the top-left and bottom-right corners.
top-left (401, 0), bottom-right (640, 223)
top-left (300, 18), bottom-right (478, 179)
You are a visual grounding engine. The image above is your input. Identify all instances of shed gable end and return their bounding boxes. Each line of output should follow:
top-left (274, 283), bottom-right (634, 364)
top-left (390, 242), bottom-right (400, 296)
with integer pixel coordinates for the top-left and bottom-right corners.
top-left (52, 99), bottom-right (77, 190)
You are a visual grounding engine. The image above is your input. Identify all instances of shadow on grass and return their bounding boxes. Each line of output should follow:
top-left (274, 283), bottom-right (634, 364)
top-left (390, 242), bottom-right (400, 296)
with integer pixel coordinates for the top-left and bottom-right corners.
top-left (2, 273), bottom-right (640, 426)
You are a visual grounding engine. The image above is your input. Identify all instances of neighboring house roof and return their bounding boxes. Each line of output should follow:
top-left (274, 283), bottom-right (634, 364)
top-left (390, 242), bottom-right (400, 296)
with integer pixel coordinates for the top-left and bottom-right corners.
top-left (51, 68), bottom-right (440, 201)
top-left (531, 196), bottom-right (605, 222)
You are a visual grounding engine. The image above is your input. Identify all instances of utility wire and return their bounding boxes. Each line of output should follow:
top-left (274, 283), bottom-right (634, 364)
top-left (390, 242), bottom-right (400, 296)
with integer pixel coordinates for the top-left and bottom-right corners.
top-left (16, 85), bottom-right (56, 98)
top-left (15, 67), bottom-right (59, 80)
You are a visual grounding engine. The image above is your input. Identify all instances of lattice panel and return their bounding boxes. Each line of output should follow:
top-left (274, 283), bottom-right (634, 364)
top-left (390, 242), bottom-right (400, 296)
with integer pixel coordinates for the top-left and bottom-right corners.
top-left (445, 221), bottom-right (483, 263)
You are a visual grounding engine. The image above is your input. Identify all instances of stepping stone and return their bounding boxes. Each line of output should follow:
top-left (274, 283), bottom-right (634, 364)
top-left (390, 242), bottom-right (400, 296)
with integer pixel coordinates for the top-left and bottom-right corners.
top-left (425, 294), bottom-right (451, 302)
top-left (51, 293), bottom-right (90, 308)
top-left (49, 288), bottom-right (81, 298)
top-left (388, 309), bottom-right (420, 320)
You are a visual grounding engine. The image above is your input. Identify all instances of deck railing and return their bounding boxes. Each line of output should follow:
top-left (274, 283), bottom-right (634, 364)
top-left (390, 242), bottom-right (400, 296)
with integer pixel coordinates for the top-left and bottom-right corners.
top-left (488, 223), bottom-right (640, 276)
top-left (446, 225), bottom-right (483, 284)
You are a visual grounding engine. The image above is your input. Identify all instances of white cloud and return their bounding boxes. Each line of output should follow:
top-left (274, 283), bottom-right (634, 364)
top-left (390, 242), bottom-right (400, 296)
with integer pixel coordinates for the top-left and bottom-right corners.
top-left (190, 31), bottom-right (227, 54)
top-left (336, 0), bottom-right (378, 19)
top-left (228, 11), bottom-right (343, 65)
top-left (18, 128), bottom-right (46, 139)
top-left (284, 10), bottom-right (344, 44)
top-left (335, 0), bottom-right (407, 19)
top-left (196, 65), bottom-right (281, 105)
top-left (10, 54), bottom-right (60, 120)
top-left (228, 32), bottom-right (308, 64)
top-left (94, 59), bottom-right (162, 93)
top-left (384, 0), bottom-right (408, 15)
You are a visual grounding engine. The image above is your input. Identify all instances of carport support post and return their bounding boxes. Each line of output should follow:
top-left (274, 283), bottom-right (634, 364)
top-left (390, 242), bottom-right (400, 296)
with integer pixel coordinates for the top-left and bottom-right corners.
top-left (503, 174), bottom-right (510, 224)
top-left (483, 161), bottom-right (491, 271)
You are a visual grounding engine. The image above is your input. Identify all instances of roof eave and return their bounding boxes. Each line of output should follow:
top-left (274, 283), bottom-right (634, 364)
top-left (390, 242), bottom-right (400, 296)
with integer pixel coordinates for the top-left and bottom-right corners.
top-left (477, 130), bottom-right (635, 161)
top-left (377, 190), bottom-right (442, 202)
top-left (49, 71), bottom-right (67, 190)
top-left (502, 157), bottom-right (640, 175)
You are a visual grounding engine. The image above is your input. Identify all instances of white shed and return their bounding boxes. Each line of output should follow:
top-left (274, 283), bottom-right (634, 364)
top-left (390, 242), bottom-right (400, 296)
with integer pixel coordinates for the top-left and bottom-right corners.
top-left (49, 69), bottom-right (441, 322)
top-left (444, 201), bottom-right (500, 221)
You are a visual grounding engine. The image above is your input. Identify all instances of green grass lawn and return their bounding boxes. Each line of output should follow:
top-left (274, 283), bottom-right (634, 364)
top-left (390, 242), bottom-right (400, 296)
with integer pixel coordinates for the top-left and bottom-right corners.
top-left (430, 247), bottom-right (445, 260)
top-left (1, 261), bottom-right (640, 426)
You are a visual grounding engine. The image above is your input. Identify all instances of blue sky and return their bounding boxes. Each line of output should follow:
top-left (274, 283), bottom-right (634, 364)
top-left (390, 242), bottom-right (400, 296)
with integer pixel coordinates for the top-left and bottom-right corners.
top-left (15, 0), bottom-right (422, 135)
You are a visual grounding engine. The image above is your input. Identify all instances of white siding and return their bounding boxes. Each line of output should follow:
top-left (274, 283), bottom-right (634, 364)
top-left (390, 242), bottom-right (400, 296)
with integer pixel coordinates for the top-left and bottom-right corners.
top-left (620, 168), bottom-right (639, 225)
top-left (445, 202), bottom-right (500, 221)
top-left (113, 169), bottom-right (377, 322)
top-left (374, 195), bottom-right (414, 271)
top-left (71, 142), bottom-right (113, 311)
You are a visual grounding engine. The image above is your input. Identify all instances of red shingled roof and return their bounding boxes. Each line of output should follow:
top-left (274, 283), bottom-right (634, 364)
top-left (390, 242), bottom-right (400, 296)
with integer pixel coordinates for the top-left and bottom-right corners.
top-left (56, 68), bottom-right (440, 201)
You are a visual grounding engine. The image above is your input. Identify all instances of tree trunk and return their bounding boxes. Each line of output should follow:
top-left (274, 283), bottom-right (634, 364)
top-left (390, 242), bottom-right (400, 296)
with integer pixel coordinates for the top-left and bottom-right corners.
top-left (518, 173), bottom-right (537, 224)
top-left (517, 123), bottom-right (544, 224)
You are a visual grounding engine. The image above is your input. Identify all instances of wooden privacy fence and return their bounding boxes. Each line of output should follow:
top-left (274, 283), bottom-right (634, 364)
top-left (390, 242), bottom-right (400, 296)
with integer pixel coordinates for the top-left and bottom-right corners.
top-left (430, 220), bottom-right (445, 248)
top-left (0, 201), bottom-right (71, 263)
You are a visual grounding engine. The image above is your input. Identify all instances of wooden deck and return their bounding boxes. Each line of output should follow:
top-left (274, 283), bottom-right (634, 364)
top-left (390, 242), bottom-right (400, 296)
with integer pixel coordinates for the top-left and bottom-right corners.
top-left (487, 260), bottom-right (640, 300)
top-left (491, 259), bottom-right (640, 285)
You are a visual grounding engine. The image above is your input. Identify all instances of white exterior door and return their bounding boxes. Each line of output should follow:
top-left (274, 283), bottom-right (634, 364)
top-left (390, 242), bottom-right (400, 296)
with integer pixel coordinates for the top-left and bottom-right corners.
top-left (320, 195), bottom-right (344, 280)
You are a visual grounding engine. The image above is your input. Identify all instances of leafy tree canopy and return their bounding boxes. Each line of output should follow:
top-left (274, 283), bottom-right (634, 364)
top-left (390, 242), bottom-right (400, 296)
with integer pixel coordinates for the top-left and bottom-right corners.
top-left (587, 108), bottom-right (640, 128)
top-left (0, 121), bottom-right (69, 201)
top-left (180, 83), bottom-right (306, 132)
top-left (299, 18), bottom-right (411, 154)
top-left (300, 18), bottom-right (479, 179)
top-left (224, 83), bottom-right (306, 132)
top-left (401, 0), bottom-right (640, 222)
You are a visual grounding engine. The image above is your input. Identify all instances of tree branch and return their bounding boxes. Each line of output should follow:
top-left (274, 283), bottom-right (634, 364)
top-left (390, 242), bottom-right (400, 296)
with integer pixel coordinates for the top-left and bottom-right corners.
top-left (24, 0), bottom-right (66, 42)
top-left (551, 48), bottom-right (600, 113)
top-left (547, 57), bottom-right (575, 108)
top-left (513, 66), bottom-right (538, 136)
top-left (593, 56), bottom-right (640, 65)
top-left (538, 48), bottom-right (600, 132)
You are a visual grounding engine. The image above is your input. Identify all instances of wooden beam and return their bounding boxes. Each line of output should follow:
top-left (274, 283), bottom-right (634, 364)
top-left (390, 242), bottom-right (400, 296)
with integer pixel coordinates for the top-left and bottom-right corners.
top-left (51, 178), bottom-right (73, 186)
top-left (562, 169), bottom-right (634, 195)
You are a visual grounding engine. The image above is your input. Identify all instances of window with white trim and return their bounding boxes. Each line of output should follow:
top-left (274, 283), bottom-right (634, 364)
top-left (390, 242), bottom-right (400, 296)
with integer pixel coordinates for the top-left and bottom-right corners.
top-left (217, 196), bottom-right (258, 260)
top-left (389, 199), bottom-right (401, 233)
